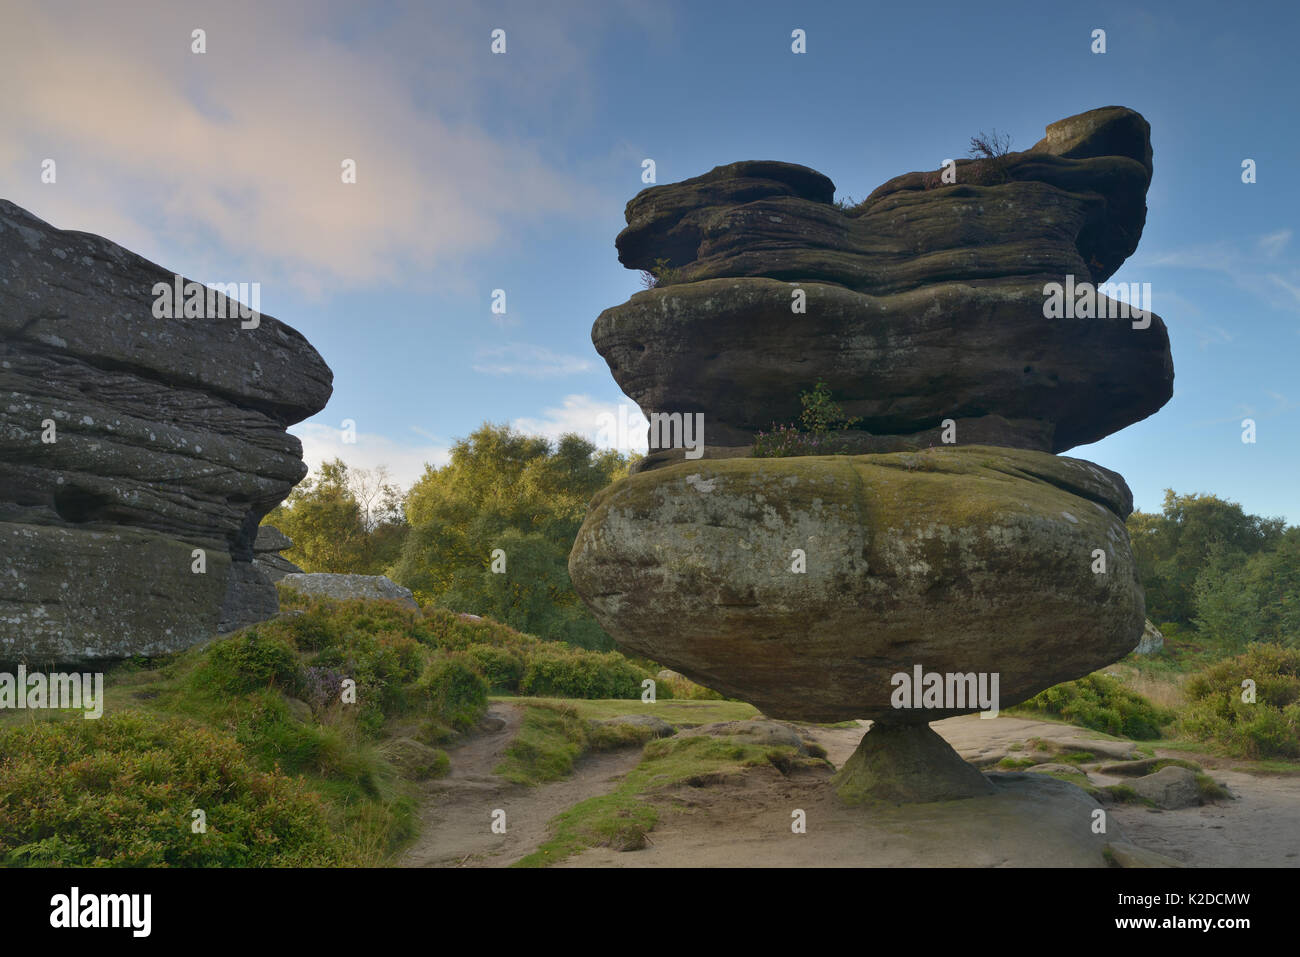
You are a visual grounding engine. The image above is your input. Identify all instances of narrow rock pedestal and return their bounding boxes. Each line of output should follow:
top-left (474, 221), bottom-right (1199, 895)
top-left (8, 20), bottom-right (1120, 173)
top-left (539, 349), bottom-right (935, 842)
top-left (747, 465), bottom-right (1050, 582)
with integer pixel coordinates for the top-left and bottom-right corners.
top-left (833, 723), bottom-right (994, 805)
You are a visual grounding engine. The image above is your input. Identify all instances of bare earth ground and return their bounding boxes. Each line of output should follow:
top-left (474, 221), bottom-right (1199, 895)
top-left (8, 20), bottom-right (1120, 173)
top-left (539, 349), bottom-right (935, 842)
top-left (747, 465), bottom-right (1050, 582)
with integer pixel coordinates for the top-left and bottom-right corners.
top-left (402, 707), bottom-right (1300, 868)
top-left (399, 703), bottom-right (643, 867)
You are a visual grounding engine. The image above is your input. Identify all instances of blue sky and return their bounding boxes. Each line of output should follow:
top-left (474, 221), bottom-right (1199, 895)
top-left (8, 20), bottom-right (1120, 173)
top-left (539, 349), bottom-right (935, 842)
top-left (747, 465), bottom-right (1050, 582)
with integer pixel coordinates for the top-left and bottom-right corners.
top-left (3, 0), bottom-right (1297, 522)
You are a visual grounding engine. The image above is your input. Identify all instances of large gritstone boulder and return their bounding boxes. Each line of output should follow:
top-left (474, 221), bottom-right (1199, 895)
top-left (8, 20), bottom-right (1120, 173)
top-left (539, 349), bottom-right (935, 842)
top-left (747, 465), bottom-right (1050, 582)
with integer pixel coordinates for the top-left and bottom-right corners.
top-left (0, 200), bottom-right (332, 662)
top-left (569, 446), bottom-right (1145, 724)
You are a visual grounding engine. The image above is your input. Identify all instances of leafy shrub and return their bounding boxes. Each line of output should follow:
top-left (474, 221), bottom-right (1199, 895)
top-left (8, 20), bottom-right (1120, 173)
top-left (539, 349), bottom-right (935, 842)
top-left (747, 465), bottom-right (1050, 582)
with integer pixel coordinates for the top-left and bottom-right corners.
top-left (255, 594), bottom-right (659, 708)
top-left (519, 649), bottom-right (650, 700)
top-left (465, 645), bottom-right (526, 692)
top-left (655, 671), bottom-right (724, 700)
top-left (0, 712), bottom-right (347, 866)
top-left (752, 380), bottom-right (862, 458)
top-left (1013, 673), bottom-right (1172, 739)
top-left (258, 595), bottom-right (343, 649)
top-left (232, 690), bottom-right (380, 792)
top-left (298, 663), bottom-right (349, 715)
top-left (799, 379), bottom-right (862, 434)
top-left (306, 633), bottom-right (422, 735)
top-left (639, 257), bottom-right (684, 289)
top-left (193, 628), bottom-right (302, 696)
top-left (420, 655), bottom-right (489, 731)
top-left (1179, 645), bottom-right (1300, 758)
top-left (753, 424), bottom-right (839, 458)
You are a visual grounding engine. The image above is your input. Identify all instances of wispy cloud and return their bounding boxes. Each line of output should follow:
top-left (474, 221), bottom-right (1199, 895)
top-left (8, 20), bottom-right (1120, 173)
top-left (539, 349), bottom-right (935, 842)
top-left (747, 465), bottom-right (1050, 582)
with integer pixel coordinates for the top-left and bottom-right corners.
top-left (0, 0), bottom-right (615, 298)
top-left (1133, 230), bottom-right (1300, 317)
top-left (1191, 391), bottom-right (1300, 429)
top-left (512, 394), bottom-right (648, 453)
top-left (290, 422), bottom-right (449, 493)
top-left (1267, 273), bottom-right (1300, 307)
top-left (1259, 229), bottom-right (1292, 258)
top-left (473, 344), bottom-right (594, 377)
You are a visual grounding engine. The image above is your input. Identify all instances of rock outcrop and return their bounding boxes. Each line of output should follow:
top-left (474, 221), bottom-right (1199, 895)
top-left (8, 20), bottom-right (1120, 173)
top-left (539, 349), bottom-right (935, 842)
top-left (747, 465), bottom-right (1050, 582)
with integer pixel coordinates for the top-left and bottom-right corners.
top-left (279, 573), bottom-right (418, 610)
top-left (570, 447), bottom-right (1144, 723)
top-left (1, 200), bottom-right (331, 661)
top-left (1135, 618), bottom-right (1164, 655)
top-left (253, 524), bottom-right (304, 582)
top-left (571, 107), bottom-right (1173, 805)
top-left (594, 106), bottom-right (1172, 461)
top-left (1130, 766), bottom-right (1202, 810)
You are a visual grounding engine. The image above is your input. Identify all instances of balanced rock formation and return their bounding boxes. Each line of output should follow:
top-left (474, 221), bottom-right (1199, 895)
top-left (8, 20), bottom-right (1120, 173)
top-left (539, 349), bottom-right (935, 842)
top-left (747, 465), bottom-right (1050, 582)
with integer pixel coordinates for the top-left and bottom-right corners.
top-left (595, 106), bottom-right (1172, 465)
top-left (0, 200), bottom-right (331, 662)
top-left (571, 107), bottom-right (1173, 805)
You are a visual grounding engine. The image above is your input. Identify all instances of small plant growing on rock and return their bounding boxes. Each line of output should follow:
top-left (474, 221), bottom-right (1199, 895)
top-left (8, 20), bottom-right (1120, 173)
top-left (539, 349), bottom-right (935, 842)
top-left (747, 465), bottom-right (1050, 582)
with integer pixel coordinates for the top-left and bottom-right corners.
top-left (640, 257), bottom-right (684, 289)
top-left (967, 128), bottom-right (1015, 185)
top-left (754, 380), bottom-right (863, 457)
top-left (799, 379), bottom-right (862, 434)
top-left (969, 128), bottom-right (1013, 160)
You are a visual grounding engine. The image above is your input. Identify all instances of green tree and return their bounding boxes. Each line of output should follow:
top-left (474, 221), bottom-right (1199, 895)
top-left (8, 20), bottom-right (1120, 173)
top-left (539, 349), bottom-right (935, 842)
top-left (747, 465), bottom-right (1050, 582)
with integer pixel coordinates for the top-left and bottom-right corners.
top-left (1192, 542), bottom-right (1260, 650)
top-left (264, 459), bottom-right (408, 574)
top-left (392, 424), bottom-right (629, 649)
top-left (1244, 528), bottom-right (1300, 646)
top-left (1128, 490), bottom-right (1285, 624)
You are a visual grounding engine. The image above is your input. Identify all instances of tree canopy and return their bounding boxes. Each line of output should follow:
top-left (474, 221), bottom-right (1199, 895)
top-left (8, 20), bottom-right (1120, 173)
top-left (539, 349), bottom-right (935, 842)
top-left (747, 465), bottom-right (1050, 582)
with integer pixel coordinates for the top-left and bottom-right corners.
top-left (264, 459), bottom-right (407, 575)
top-left (391, 424), bottom-right (632, 649)
top-left (1128, 490), bottom-right (1294, 649)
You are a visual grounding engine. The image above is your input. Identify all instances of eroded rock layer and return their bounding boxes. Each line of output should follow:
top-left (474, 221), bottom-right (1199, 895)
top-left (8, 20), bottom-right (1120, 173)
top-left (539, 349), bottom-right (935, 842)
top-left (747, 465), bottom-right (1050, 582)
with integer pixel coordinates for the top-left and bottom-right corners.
top-left (0, 200), bottom-right (332, 661)
top-left (594, 106), bottom-right (1173, 456)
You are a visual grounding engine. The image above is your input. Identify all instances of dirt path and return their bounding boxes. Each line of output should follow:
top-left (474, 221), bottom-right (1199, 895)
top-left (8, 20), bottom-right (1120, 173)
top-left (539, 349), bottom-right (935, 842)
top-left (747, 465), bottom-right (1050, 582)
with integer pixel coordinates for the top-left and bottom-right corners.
top-left (399, 702), bottom-right (642, 867)
top-left (403, 707), bottom-right (1300, 867)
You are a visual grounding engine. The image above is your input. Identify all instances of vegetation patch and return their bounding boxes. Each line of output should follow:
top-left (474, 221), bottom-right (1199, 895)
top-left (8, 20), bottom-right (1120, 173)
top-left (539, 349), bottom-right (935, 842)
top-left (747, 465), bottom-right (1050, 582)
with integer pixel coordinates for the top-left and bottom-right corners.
top-left (1010, 673), bottom-right (1172, 739)
top-left (1195, 773), bottom-right (1233, 802)
top-left (753, 380), bottom-right (862, 458)
top-left (515, 733), bottom-right (822, 867)
top-left (505, 696), bottom-right (758, 726)
top-left (1100, 784), bottom-right (1154, 807)
top-left (495, 704), bottom-right (590, 786)
top-left (0, 712), bottom-right (347, 866)
top-left (1178, 644), bottom-right (1300, 758)
top-left (996, 756), bottom-right (1036, 770)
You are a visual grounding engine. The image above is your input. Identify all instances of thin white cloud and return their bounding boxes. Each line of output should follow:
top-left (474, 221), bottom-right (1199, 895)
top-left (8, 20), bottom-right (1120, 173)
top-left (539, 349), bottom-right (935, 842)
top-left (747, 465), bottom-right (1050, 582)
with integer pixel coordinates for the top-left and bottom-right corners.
top-left (1259, 229), bottom-right (1292, 258)
top-left (0, 0), bottom-right (610, 298)
top-left (1267, 273), bottom-right (1300, 306)
top-left (512, 394), bottom-right (648, 454)
top-left (290, 396), bottom-right (645, 493)
top-left (290, 422), bottom-right (449, 493)
top-left (473, 344), bottom-right (594, 377)
top-left (1133, 230), bottom-right (1300, 316)
top-left (1191, 392), bottom-right (1300, 428)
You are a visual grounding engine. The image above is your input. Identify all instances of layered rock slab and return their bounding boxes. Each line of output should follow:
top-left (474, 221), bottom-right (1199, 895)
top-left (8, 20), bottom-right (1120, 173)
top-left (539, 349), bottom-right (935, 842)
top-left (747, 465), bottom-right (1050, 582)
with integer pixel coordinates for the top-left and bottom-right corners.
top-left (0, 200), bottom-right (332, 660)
top-left (569, 446), bottom-right (1145, 723)
top-left (597, 277), bottom-right (1171, 454)
top-left (594, 106), bottom-right (1173, 455)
